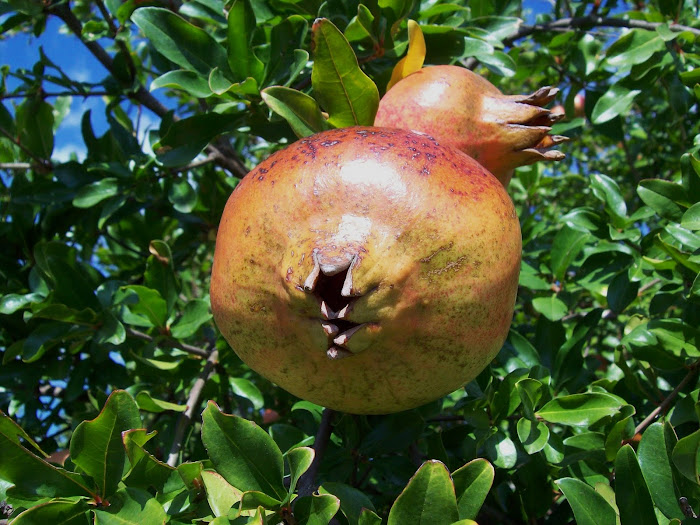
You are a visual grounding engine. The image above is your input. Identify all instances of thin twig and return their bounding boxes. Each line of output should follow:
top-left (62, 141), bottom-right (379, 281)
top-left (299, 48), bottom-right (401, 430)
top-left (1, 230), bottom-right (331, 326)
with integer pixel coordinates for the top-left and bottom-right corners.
top-left (167, 349), bottom-right (219, 466)
top-left (0, 162), bottom-right (34, 170)
top-left (634, 361), bottom-right (700, 436)
top-left (509, 15), bottom-right (700, 43)
top-left (297, 408), bottom-right (335, 497)
top-left (125, 327), bottom-right (210, 358)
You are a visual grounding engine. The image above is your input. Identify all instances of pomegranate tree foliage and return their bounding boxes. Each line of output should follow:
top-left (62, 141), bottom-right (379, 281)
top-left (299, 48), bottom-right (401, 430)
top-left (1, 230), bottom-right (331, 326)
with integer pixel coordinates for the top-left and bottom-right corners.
top-left (0, 0), bottom-right (699, 523)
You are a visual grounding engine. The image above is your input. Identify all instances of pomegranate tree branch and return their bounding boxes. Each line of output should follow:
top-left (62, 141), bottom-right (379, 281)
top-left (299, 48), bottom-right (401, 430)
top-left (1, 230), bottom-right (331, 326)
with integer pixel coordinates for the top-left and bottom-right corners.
top-left (167, 349), bottom-right (219, 466)
top-left (297, 408), bottom-right (335, 497)
top-left (46, 2), bottom-right (248, 178)
top-left (634, 360), bottom-right (700, 436)
top-left (508, 15), bottom-right (700, 42)
top-left (125, 327), bottom-right (209, 358)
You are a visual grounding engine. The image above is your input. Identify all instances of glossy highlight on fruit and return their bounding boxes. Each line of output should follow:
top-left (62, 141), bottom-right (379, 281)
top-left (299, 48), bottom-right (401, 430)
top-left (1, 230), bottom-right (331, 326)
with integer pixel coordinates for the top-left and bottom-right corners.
top-left (211, 127), bottom-right (521, 414)
top-left (375, 65), bottom-right (568, 187)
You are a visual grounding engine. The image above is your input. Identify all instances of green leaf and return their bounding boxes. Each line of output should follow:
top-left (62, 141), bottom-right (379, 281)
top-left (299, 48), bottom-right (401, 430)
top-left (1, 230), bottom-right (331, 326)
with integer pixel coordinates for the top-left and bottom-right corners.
top-left (151, 69), bottom-right (213, 97)
top-left (606, 29), bottom-right (665, 67)
top-left (672, 429), bottom-right (700, 484)
top-left (551, 225), bottom-right (591, 280)
top-left (516, 378), bottom-right (543, 420)
top-left (226, 0), bottom-right (264, 83)
top-left (122, 429), bottom-right (175, 492)
top-left (536, 393), bottom-right (624, 426)
top-left (286, 446), bottom-right (314, 496)
top-left (484, 431), bottom-right (517, 468)
top-left (135, 392), bottom-right (186, 413)
top-left (517, 418), bottom-right (550, 454)
top-left (638, 423), bottom-right (684, 520)
top-left (118, 285), bottom-right (168, 328)
top-left (607, 271), bottom-right (640, 314)
top-left (614, 445), bottom-right (657, 525)
top-left (201, 402), bottom-right (286, 499)
top-left (73, 178), bottom-right (119, 208)
top-left (556, 478), bottom-right (617, 525)
top-left (131, 7), bottom-right (228, 75)
top-left (69, 390), bottom-right (142, 498)
top-left (293, 494), bottom-right (341, 525)
top-left (0, 411), bottom-right (94, 499)
top-left (145, 240), bottom-right (178, 313)
top-left (388, 460), bottom-right (459, 525)
top-left (475, 50), bottom-right (517, 77)
top-left (157, 112), bottom-right (239, 167)
top-left (201, 470), bottom-right (242, 518)
top-left (532, 295), bottom-right (568, 322)
top-left (229, 377), bottom-right (264, 411)
top-left (637, 179), bottom-right (688, 221)
top-left (591, 85), bottom-right (640, 124)
top-left (319, 482), bottom-right (377, 525)
top-left (452, 458), bottom-right (494, 520)
top-left (358, 508), bottom-right (383, 525)
top-left (311, 18), bottom-right (379, 127)
top-left (261, 87), bottom-right (329, 138)
top-left (0, 292), bottom-right (44, 314)
top-left (93, 487), bottom-right (167, 524)
top-left (9, 499), bottom-right (89, 525)
top-left (170, 299), bottom-right (212, 339)
top-left (590, 173), bottom-right (628, 227)
top-left (239, 489), bottom-right (282, 511)
top-left (16, 97), bottom-right (54, 159)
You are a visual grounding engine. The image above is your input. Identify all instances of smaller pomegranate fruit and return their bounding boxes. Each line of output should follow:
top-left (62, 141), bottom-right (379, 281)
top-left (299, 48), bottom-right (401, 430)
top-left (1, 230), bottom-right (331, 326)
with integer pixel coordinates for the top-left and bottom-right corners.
top-left (374, 65), bottom-right (568, 187)
top-left (211, 127), bottom-right (521, 414)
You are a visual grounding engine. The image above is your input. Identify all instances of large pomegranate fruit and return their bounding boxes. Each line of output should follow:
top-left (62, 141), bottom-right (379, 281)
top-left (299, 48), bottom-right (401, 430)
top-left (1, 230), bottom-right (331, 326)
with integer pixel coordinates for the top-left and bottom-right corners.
top-left (211, 127), bottom-right (521, 414)
top-left (374, 65), bottom-right (568, 187)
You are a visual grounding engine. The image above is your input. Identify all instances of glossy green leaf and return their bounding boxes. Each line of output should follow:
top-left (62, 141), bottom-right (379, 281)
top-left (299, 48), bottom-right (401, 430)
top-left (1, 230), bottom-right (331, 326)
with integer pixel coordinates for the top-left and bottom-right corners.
top-left (151, 69), bottom-right (213, 97)
top-left (517, 418), bottom-right (550, 454)
top-left (201, 402), bottom-right (286, 499)
top-left (170, 299), bottom-right (212, 339)
top-left (16, 97), bottom-right (54, 159)
top-left (614, 445), bottom-right (657, 525)
top-left (201, 470), bottom-right (242, 517)
top-left (0, 411), bottom-right (94, 499)
top-left (590, 173), bottom-right (628, 226)
top-left (388, 460), bottom-right (459, 525)
top-left (320, 482), bottom-right (377, 525)
top-left (122, 429), bottom-right (175, 492)
top-left (73, 178), bottom-right (119, 208)
top-left (484, 431), bottom-right (517, 469)
top-left (239, 489), bottom-right (282, 511)
top-left (261, 87), bottom-right (328, 138)
top-left (591, 85), bottom-right (640, 124)
top-left (536, 393), bottom-right (624, 426)
top-left (638, 423), bottom-right (684, 520)
top-left (118, 285), bottom-right (168, 328)
top-left (358, 508), bottom-right (383, 525)
top-left (226, 0), bottom-right (264, 83)
top-left (515, 378), bottom-right (543, 420)
top-left (294, 494), bottom-right (341, 525)
top-left (556, 478), bottom-right (617, 525)
top-left (145, 240), bottom-right (178, 313)
top-left (9, 499), bottom-right (89, 525)
top-left (92, 487), bottom-right (167, 524)
top-left (131, 7), bottom-right (228, 75)
top-left (606, 29), bottom-right (665, 67)
top-left (638, 179), bottom-right (688, 221)
top-left (452, 458), bottom-right (494, 520)
top-left (135, 392), bottom-right (186, 413)
top-left (157, 112), bottom-right (239, 167)
top-left (672, 429), bottom-right (700, 483)
top-left (604, 415), bottom-right (634, 461)
top-left (311, 18), bottom-right (379, 127)
top-left (532, 295), bottom-right (568, 321)
top-left (551, 225), bottom-right (591, 280)
top-left (69, 390), bottom-right (142, 498)
top-left (229, 377), bottom-right (264, 411)
top-left (286, 446), bottom-right (314, 496)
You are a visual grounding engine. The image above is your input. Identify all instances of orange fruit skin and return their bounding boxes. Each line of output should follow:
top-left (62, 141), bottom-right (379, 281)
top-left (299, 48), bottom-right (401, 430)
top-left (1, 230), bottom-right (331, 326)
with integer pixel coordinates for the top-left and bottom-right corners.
top-left (375, 65), bottom-right (566, 187)
top-left (211, 127), bottom-right (521, 414)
